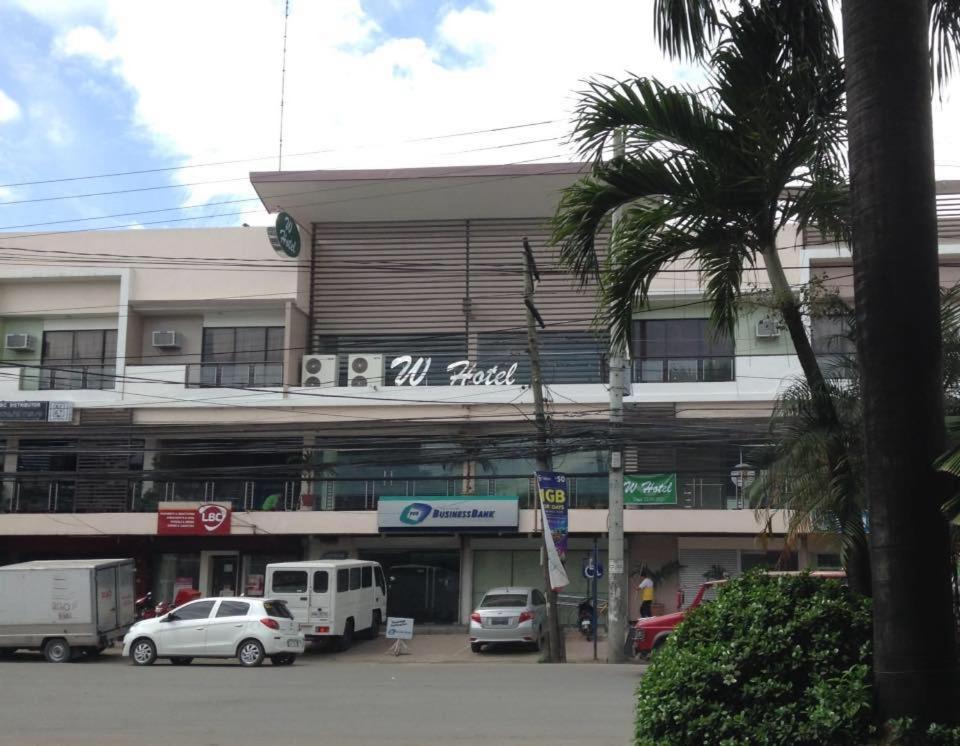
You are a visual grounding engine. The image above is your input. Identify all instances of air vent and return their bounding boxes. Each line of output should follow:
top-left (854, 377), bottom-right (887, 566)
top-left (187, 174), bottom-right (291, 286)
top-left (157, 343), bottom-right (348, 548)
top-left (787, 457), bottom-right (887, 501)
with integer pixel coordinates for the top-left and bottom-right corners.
top-left (301, 355), bottom-right (339, 387)
top-left (347, 354), bottom-right (384, 388)
top-left (4, 333), bottom-right (36, 352)
top-left (151, 330), bottom-right (180, 349)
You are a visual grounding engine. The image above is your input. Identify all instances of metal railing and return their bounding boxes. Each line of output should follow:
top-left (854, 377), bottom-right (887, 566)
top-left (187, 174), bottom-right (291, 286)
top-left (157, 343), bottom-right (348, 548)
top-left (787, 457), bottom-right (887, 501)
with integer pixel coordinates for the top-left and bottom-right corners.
top-left (186, 362), bottom-right (284, 388)
top-left (0, 474), bottom-right (752, 513)
top-left (33, 365), bottom-right (116, 391)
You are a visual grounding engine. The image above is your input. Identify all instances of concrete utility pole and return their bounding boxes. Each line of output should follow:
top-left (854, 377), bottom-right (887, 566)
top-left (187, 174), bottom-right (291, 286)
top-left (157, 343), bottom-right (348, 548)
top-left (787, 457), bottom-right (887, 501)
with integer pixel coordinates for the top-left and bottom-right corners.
top-left (607, 130), bottom-right (628, 664)
top-left (523, 237), bottom-right (564, 663)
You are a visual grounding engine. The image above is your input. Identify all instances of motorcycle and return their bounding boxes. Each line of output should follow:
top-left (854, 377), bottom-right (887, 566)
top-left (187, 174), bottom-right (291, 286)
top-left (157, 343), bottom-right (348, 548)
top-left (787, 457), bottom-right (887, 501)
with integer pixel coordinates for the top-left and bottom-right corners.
top-left (578, 599), bottom-right (595, 641)
top-left (135, 591), bottom-right (157, 620)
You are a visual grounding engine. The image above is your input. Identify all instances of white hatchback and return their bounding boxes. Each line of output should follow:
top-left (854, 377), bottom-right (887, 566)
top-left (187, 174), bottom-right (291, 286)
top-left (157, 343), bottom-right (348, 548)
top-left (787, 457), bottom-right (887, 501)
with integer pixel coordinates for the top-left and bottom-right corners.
top-left (122, 597), bottom-right (304, 667)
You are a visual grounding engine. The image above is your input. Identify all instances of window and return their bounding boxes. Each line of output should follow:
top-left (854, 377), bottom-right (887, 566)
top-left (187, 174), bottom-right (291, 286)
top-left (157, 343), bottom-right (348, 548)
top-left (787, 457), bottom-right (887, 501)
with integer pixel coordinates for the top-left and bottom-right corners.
top-left (337, 569), bottom-right (349, 593)
top-left (216, 600), bottom-right (250, 618)
top-left (361, 566), bottom-right (372, 589)
top-left (480, 593), bottom-right (528, 608)
top-left (374, 566), bottom-right (386, 593)
top-left (196, 326), bottom-right (284, 387)
top-left (632, 319), bottom-right (734, 383)
top-left (811, 316), bottom-right (855, 357)
top-left (172, 600), bottom-right (215, 621)
top-left (816, 553), bottom-right (842, 570)
top-left (40, 329), bottom-right (117, 390)
top-left (532, 590), bottom-right (546, 606)
top-left (263, 600), bottom-right (294, 619)
top-left (313, 571), bottom-right (329, 593)
top-left (271, 570), bottom-right (307, 593)
top-left (349, 567), bottom-right (362, 590)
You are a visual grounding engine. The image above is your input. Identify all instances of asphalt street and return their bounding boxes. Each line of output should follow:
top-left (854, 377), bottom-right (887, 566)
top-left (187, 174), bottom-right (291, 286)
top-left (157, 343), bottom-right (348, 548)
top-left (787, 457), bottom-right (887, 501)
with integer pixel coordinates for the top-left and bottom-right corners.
top-left (0, 649), bottom-right (640, 746)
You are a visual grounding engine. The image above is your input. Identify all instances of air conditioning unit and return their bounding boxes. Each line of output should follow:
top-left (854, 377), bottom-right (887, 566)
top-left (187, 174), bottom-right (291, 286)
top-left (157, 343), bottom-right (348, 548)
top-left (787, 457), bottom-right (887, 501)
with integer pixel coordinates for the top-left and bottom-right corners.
top-left (755, 318), bottom-right (780, 339)
top-left (347, 354), bottom-right (384, 387)
top-left (4, 333), bottom-right (36, 352)
top-left (151, 330), bottom-right (180, 349)
top-left (301, 354), bottom-right (339, 387)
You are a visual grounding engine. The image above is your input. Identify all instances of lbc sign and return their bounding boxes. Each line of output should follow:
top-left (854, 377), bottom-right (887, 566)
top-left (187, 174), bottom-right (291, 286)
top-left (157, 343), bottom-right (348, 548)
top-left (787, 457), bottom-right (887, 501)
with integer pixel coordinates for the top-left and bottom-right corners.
top-left (158, 504), bottom-right (232, 536)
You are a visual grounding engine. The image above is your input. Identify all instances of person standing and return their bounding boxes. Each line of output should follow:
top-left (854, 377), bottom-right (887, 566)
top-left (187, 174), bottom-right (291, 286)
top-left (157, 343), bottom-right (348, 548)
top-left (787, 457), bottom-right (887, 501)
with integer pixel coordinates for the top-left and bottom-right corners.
top-left (637, 569), bottom-right (655, 618)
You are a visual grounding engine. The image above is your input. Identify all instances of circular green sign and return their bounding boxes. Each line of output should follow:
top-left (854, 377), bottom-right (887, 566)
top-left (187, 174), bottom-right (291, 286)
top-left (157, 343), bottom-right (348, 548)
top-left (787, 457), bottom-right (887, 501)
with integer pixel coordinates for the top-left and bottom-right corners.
top-left (274, 212), bottom-right (301, 258)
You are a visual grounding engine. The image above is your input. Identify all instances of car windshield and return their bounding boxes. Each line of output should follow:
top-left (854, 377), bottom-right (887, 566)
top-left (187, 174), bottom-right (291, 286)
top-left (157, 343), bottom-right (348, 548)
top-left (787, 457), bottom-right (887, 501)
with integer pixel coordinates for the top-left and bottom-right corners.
top-left (481, 593), bottom-right (527, 608)
top-left (263, 600), bottom-right (294, 619)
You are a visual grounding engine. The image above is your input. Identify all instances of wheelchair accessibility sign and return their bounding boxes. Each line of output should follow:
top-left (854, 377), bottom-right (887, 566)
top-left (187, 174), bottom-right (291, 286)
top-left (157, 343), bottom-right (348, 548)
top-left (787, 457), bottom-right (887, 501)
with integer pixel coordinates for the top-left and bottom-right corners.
top-left (582, 558), bottom-right (604, 580)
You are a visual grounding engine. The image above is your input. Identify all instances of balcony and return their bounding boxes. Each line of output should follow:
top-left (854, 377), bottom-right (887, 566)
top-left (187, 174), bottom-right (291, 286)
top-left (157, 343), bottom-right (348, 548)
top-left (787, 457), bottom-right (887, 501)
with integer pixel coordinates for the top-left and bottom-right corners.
top-left (35, 365), bottom-right (117, 391)
top-left (633, 357), bottom-right (734, 383)
top-left (186, 362), bottom-right (284, 388)
top-left (0, 474), bottom-right (753, 514)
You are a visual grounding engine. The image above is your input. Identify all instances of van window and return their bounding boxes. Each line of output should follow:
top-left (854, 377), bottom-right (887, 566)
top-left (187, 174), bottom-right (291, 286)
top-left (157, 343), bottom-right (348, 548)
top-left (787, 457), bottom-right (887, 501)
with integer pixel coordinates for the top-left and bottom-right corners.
top-left (374, 566), bottom-right (386, 593)
top-left (271, 570), bottom-right (307, 593)
top-left (350, 567), bottom-right (361, 590)
top-left (313, 571), bottom-right (329, 593)
top-left (337, 568), bottom-right (349, 593)
top-left (361, 566), bottom-right (372, 588)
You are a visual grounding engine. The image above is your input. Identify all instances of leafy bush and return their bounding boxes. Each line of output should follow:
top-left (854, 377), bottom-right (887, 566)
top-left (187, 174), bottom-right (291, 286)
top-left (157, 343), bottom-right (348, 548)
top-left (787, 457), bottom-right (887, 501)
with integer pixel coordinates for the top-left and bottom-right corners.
top-left (886, 718), bottom-right (960, 745)
top-left (634, 571), bottom-right (873, 745)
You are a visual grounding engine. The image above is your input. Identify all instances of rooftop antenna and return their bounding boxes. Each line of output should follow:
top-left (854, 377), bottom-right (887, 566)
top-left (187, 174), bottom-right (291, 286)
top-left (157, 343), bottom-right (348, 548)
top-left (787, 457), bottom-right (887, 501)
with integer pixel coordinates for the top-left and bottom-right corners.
top-left (278, 0), bottom-right (290, 171)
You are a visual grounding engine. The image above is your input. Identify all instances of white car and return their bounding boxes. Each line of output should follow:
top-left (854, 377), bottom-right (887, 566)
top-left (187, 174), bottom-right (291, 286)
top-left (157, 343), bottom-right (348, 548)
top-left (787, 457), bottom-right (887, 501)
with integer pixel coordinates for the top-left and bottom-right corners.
top-left (122, 597), bottom-right (304, 667)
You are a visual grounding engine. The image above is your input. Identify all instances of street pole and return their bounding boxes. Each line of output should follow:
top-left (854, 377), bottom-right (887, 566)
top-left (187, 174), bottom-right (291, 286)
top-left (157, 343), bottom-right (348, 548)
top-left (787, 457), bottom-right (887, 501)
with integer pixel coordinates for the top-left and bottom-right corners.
top-left (524, 237), bottom-right (564, 663)
top-left (606, 130), bottom-right (628, 663)
top-left (592, 536), bottom-right (599, 662)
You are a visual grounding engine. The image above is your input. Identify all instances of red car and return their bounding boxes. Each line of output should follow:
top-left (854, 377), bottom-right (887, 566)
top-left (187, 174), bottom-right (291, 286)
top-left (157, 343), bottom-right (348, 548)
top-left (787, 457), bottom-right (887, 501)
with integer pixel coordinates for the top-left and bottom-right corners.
top-left (631, 571), bottom-right (845, 658)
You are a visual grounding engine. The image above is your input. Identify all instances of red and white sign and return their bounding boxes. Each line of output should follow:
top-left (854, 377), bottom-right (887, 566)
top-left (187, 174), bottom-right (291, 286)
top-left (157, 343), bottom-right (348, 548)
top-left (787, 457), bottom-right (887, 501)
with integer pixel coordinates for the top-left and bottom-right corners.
top-left (158, 505), bottom-right (231, 536)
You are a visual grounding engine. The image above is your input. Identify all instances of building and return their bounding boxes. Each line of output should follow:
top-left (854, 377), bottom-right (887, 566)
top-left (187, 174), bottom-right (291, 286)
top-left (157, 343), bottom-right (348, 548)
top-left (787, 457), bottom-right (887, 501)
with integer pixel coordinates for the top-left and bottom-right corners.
top-left (9, 165), bottom-right (944, 624)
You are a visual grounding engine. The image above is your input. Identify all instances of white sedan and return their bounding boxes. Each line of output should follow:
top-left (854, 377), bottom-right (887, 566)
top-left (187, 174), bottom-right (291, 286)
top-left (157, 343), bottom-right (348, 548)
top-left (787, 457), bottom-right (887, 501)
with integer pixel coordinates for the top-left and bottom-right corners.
top-left (123, 597), bottom-right (304, 667)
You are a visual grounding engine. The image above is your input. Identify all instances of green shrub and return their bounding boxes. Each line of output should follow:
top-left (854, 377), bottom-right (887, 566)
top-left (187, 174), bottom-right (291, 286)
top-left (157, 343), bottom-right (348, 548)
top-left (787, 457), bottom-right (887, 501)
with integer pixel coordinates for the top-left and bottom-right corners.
top-left (886, 718), bottom-right (960, 745)
top-left (634, 571), bottom-right (873, 746)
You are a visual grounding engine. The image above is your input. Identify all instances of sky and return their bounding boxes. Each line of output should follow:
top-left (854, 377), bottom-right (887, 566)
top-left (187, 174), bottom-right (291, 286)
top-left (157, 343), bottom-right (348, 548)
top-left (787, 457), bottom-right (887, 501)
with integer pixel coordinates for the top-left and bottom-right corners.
top-left (0, 0), bottom-right (959, 238)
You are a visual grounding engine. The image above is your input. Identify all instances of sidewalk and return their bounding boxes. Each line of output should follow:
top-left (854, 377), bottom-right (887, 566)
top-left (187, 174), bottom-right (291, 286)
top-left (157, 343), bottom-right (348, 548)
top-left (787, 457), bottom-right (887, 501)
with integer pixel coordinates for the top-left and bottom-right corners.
top-left (308, 628), bottom-right (644, 665)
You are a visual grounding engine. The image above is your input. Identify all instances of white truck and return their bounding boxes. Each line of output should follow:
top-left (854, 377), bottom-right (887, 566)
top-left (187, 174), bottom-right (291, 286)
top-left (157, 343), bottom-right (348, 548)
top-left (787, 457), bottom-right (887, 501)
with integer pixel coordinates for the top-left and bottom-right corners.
top-left (0, 558), bottom-right (136, 662)
top-left (265, 560), bottom-right (387, 650)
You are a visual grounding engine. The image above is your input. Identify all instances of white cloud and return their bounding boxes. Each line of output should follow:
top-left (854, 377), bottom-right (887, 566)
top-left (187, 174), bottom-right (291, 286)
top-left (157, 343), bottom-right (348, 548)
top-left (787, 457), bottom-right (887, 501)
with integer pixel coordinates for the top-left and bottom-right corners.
top-left (56, 25), bottom-right (117, 62)
top-left (0, 89), bottom-right (22, 123)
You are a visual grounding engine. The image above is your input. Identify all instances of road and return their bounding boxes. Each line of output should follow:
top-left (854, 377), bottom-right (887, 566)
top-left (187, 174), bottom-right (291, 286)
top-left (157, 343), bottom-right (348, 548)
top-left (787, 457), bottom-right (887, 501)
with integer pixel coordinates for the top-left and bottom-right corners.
top-left (0, 649), bottom-right (640, 746)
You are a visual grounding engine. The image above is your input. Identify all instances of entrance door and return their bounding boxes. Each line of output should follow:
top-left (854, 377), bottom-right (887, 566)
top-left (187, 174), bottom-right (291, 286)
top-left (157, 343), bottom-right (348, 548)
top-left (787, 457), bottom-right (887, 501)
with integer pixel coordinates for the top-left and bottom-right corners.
top-left (211, 556), bottom-right (239, 597)
top-left (95, 566), bottom-right (118, 632)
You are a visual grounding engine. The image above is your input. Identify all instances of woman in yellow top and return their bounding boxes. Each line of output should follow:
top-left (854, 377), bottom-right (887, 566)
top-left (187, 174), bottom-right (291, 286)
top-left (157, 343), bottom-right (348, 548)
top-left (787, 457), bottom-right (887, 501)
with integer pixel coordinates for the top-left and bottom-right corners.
top-left (637, 569), bottom-right (655, 618)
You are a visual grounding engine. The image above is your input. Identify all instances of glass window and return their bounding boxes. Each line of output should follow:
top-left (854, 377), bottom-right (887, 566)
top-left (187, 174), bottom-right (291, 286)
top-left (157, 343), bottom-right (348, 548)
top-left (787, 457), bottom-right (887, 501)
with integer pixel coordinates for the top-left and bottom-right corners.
top-left (480, 593), bottom-right (528, 608)
top-left (263, 600), bottom-right (294, 619)
top-left (349, 567), bottom-right (362, 590)
top-left (216, 600), bottom-right (250, 618)
top-left (40, 329), bottom-right (117, 390)
top-left (172, 600), bottom-right (215, 621)
top-left (374, 566), bottom-right (386, 593)
top-left (313, 571), bottom-right (329, 593)
top-left (632, 319), bottom-right (734, 383)
top-left (271, 570), bottom-right (307, 593)
top-left (532, 590), bottom-right (546, 605)
top-left (811, 316), bottom-right (855, 356)
top-left (201, 327), bottom-right (284, 364)
top-left (337, 569), bottom-right (349, 593)
top-left (361, 566), bottom-right (372, 588)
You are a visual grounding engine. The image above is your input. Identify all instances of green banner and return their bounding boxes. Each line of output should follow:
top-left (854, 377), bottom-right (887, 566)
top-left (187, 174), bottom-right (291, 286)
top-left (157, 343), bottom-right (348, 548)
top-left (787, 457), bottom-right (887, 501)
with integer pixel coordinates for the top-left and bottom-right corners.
top-left (625, 473), bottom-right (678, 505)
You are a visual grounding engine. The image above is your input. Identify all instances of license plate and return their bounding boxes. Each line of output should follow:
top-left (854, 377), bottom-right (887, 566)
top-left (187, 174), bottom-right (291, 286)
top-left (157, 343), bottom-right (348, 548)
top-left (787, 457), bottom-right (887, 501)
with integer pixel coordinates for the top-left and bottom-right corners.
top-left (299, 623), bottom-right (312, 631)
top-left (491, 618), bottom-right (509, 626)
top-left (288, 639), bottom-right (301, 648)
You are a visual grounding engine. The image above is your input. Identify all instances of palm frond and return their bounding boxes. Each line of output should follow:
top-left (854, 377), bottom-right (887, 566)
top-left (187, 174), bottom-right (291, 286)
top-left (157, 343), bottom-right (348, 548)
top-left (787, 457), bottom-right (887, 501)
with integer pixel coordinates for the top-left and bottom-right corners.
top-left (653, 0), bottom-right (720, 61)
top-left (930, 0), bottom-right (960, 94)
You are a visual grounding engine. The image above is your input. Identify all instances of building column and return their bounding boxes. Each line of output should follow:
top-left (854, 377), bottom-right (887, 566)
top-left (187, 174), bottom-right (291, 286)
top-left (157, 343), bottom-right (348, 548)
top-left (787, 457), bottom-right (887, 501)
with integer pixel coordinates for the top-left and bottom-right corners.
top-left (2, 436), bottom-right (18, 511)
top-left (459, 535), bottom-right (474, 625)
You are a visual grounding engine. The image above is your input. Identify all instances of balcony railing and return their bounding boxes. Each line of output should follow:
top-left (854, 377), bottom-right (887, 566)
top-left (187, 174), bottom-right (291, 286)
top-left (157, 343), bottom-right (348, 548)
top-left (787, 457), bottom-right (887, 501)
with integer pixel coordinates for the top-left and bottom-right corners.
top-left (633, 357), bottom-right (735, 383)
top-left (33, 365), bottom-right (116, 391)
top-left (186, 362), bottom-right (283, 388)
top-left (0, 474), bottom-right (753, 513)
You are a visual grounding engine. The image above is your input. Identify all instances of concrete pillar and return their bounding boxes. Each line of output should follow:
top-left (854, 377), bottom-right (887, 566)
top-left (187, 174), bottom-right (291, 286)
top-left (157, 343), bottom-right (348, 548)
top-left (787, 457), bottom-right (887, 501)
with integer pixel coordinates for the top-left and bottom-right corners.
top-left (3, 436), bottom-right (18, 511)
top-left (459, 535), bottom-right (474, 624)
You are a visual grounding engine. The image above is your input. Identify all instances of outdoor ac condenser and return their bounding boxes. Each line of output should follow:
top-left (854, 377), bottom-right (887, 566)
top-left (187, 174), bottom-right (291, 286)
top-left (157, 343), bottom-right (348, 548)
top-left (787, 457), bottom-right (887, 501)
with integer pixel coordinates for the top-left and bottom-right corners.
top-left (347, 354), bottom-right (384, 387)
top-left (301, 355), bottom-right (339, 387)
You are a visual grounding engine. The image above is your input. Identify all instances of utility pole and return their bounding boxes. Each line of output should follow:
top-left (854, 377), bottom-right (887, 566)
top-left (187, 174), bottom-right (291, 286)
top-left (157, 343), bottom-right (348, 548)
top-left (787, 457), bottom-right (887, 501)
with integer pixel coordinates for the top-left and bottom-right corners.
top-left (607, 130), bottom-right (628, 663)
top-left (523, 236), bottom-right (564, 663)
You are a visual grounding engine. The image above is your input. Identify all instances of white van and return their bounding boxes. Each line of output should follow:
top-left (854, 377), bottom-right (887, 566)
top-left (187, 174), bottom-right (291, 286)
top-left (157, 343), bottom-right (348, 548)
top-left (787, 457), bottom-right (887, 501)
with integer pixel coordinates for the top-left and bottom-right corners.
top-left (265, 560), bottom-right (386, 649)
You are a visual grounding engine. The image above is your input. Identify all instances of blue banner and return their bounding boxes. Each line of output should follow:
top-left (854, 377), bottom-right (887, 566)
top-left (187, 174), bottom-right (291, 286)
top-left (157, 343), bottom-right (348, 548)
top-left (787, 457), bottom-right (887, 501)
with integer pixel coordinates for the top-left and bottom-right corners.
top-left (535, 471), bottom-right (568, 560)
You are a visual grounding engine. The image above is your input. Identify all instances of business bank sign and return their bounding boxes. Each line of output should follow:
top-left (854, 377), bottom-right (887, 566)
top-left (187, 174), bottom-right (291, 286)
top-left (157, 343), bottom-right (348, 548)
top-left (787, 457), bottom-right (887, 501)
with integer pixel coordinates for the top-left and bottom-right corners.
top-left (377, 496), bottom-right (519, 532)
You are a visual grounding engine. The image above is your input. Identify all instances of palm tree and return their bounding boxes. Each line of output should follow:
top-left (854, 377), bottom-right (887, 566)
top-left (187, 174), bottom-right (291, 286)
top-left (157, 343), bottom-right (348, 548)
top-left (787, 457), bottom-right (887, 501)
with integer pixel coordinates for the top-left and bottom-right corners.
top-left (651, 0), bottom-right (960, 723)
top-left (553, 1), bottom-right (847, 400)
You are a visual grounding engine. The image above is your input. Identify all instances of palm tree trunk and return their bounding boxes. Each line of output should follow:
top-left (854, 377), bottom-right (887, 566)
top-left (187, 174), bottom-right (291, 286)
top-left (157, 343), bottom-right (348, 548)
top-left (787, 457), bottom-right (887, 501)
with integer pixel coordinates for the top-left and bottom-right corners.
top-left (843, 0), bottom-right (960, 724)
